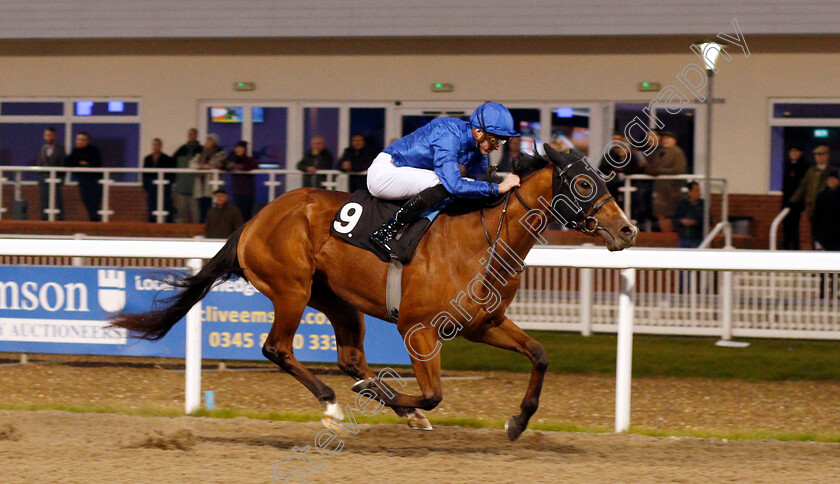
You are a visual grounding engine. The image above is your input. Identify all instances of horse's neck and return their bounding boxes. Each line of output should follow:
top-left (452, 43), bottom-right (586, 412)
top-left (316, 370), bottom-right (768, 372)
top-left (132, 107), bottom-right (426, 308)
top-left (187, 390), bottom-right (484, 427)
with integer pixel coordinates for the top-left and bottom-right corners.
top-left (485, 168), bottom-right (553, 266)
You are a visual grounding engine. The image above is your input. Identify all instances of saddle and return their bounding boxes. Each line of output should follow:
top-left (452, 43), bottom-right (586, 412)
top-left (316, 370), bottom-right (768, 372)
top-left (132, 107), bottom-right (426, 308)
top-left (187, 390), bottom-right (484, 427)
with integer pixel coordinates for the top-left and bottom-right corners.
top-left (330, 190), bottom-right (440, 264)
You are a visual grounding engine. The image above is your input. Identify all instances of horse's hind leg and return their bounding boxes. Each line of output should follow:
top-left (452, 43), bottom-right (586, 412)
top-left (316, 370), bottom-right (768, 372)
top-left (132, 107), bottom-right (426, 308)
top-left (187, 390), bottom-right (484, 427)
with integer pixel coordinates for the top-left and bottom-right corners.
top-left (464, 317), bottom-right (548, 441)
top-left (308, 281), bottom-right (432, 430)
top-left (260, 289), bottom-right (345, 427)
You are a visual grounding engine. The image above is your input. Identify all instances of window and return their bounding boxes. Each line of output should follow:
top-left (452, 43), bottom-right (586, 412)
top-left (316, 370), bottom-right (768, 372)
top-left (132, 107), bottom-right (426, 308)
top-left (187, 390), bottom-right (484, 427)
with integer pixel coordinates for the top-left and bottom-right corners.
top-left (207, 106), bottom-right (243, 151)
top-left (1, 102), bottom-right (63, 116)
top-left (349, 107), bottom-right (385, 153)
top-left (0, 99), bottom-right (141, 183)
top-left (303, 107), bottom-right (339, 156)
top-left (552, 107), bottom-right (590, 156)
top-left (769, 100), bottom-right (840, 191)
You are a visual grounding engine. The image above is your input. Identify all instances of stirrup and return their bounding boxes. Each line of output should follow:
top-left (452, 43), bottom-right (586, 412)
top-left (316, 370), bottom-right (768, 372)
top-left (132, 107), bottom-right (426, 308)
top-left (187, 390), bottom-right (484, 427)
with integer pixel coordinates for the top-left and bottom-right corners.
top-left (370, 226), bottom-right (399, 257)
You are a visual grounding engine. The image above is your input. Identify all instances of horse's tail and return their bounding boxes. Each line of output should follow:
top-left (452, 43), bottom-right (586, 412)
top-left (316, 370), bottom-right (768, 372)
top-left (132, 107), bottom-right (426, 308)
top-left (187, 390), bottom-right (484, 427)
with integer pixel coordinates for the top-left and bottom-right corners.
top-left (108, 225), bottom-right (246, 341)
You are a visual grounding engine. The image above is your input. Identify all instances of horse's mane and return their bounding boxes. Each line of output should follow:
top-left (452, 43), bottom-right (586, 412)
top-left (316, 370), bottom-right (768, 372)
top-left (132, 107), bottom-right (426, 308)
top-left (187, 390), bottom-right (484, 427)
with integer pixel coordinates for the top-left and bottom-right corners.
top-left (513, 152), bottom-right (550, 178)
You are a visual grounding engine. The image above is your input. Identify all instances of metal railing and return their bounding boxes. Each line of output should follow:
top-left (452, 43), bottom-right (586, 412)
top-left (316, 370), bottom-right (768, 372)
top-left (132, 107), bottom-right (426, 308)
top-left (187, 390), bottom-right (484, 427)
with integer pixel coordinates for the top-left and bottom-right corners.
top-left (769, 207), bottom-right (791, 250)
top-left (2, 239), bottom-right (840, 427)
top-left (510, 263), bottom-right (840, 341)
top-left (0, 166), bottom-right (360, 223)
top-left (698, 221), bottom-right (733, 249)
top-left (620, 174), bottom-right (729, 229)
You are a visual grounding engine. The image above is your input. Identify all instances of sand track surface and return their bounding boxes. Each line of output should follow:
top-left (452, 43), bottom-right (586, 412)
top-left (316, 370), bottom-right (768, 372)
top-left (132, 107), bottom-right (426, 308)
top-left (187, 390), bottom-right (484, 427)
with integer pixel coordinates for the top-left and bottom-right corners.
top-left (1, 410), bottom-right (839, 484)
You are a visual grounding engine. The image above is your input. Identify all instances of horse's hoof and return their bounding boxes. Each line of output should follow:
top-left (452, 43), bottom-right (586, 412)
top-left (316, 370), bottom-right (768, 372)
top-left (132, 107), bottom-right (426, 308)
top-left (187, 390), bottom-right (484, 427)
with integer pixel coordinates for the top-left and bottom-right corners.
top-left (505, 416), bottom-right (524, 441)
top-left (321, 401), bottom-right (345, 432)
top-left (407, 410), bottom-right (433, 431)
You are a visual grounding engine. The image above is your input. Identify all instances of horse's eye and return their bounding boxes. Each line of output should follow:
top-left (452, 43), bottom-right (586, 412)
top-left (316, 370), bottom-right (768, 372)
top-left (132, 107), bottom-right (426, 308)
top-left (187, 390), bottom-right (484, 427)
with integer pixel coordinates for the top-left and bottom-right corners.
top-left (581, 181), bottom-right (591, 190)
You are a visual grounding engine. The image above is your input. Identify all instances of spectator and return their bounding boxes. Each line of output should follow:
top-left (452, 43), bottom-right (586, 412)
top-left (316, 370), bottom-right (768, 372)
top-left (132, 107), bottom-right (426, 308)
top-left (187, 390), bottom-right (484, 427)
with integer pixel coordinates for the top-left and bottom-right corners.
top-left (173, 128), bottom-right (202, 223)
top-left (204, 188), bottom-right (243, 239)
top-left (673, 181), bottom-right (704, 248)
top-left (297, 135), bottom-right (333, 189)
top-left (496, 136), bottom-right (523, 173)
top-left (191, 133), bottom-right (226, 223)
top-left (781, 145), bottom-right (808, 250)
top-left (790, 145), bottom-right (833, 246)
top-left (142, 138), bottom-right (176, 222)
top-left (812, 169), bottom-right (840, 251)
top-left (65, 132), bottom-right (102, 222)
top-left (225, 140), bottom-right (259, 219)
top-left (812, 169), bottom-right (840, 298)
top-left (628, 131), bottom-right (657, 231)
top-left (35, 127), bottom-right (66, 220)
top-left (338, 134), bottom-right (376, 193)
top-left (646, 130), bottom-right (687, 233)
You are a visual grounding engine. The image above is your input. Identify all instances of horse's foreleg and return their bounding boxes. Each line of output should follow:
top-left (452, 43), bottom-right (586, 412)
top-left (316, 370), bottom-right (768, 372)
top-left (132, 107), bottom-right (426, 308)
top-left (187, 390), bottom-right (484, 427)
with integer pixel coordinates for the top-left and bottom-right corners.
top-left (354, 322), bottom-right (443, 413)
top-left (464, 318), bottom-right (548, 441)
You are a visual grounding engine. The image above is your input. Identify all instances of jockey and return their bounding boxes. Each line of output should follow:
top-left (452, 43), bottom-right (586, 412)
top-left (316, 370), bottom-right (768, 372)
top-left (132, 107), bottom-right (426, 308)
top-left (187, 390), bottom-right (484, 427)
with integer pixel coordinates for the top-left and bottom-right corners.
top-left (368, 102), bottom-right (522, 257)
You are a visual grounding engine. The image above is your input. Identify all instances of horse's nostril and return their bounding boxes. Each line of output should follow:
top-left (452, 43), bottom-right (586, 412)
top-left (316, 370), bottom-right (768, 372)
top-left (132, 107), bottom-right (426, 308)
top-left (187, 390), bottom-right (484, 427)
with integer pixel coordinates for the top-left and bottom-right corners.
top-left (620, 226), bottom-right (637, 239)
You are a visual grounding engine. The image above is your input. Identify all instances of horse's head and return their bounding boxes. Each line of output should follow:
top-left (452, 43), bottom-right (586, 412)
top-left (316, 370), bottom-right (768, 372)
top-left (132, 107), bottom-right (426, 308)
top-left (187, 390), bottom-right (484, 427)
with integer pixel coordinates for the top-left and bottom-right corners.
top-left (541, 143), bottom-right (637, 251)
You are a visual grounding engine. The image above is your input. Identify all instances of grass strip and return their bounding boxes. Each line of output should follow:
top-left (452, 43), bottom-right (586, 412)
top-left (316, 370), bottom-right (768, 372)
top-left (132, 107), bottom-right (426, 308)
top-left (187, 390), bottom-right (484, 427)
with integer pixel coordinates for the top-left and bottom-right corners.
top-left (441, 332), bottom-right (840, 381)
top-left (3, 402), bottom-right (839, 443)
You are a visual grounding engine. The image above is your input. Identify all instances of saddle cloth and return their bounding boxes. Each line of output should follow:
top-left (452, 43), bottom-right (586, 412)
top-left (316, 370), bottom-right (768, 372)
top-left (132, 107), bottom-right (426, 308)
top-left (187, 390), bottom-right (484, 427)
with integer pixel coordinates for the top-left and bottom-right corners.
top-left (330, 190), bottom-right (439, 264)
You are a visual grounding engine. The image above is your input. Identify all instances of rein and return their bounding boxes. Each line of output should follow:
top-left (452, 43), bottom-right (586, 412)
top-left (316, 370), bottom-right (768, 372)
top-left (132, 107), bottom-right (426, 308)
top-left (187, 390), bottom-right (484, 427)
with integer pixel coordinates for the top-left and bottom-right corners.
top-left (480, 192), bottom-right (511, 273)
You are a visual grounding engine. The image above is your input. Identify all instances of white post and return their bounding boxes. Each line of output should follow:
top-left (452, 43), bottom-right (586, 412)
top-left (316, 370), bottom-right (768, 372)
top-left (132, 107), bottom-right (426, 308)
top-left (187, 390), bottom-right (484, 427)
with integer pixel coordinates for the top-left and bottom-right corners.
top-left (615, 267), bottom-right (635, 432)
top-left (580, 244), bottom-right (595, 336)
top-left (721, 270), bottom-right (734, 341)
top-left (99, 172), bottom-right (114, 223)
top-left (154, 171), bottom-right (167, 223)
top-left (185, 258), bottom-right (203, 414)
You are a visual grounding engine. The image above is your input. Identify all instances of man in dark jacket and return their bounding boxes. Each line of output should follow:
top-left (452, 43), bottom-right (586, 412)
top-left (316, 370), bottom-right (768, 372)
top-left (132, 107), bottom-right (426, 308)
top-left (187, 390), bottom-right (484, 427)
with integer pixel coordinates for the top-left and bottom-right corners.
top-left (142, 138), bottom-right (176, 222)
top-left (812, 169), bottom-right (840, 251)
top-left (781, 145), bottom-right (808, 249)
top-left (338, 134), bottom-right (376, 193)
top-left (673, 181), bottom-right (704, 248)
top-left (204, 188), bottom-right (244, 239)
top-left (225, 140), bottom-right (259, 219)
top-left (297, 135), bottom-right (333, 188)
top-left (172, 128), bottom-right (203, 223)
top-left (65, 132), bottom-right (103, 222)
top-left (812, 169), bottom-right (840, 298)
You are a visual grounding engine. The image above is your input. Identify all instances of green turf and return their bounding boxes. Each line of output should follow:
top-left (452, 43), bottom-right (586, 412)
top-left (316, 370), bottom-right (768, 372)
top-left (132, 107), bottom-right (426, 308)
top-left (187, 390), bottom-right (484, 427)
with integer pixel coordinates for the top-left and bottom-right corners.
top-left (3, 403), bottom-right (839, 442)
top-left (440, 332), bottom-right (840, 381)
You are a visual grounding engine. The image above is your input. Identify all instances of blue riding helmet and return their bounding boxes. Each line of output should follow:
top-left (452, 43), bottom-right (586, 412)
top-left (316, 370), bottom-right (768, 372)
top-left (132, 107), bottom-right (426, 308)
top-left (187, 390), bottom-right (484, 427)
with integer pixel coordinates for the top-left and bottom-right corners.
top-left (469, 102), bottom-right (520, 137)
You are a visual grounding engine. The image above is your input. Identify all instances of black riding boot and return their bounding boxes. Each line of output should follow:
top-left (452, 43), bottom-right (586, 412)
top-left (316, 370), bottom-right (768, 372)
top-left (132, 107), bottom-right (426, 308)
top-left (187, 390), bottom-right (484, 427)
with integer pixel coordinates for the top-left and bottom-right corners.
top-left (370, 184), bottom-right (449, 257)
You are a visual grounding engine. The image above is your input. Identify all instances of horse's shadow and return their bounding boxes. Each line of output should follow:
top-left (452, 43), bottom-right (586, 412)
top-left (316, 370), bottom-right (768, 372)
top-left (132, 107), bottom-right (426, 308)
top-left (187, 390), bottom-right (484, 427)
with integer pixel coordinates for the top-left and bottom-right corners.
top-left (198, 429), bottom-right (580, 457)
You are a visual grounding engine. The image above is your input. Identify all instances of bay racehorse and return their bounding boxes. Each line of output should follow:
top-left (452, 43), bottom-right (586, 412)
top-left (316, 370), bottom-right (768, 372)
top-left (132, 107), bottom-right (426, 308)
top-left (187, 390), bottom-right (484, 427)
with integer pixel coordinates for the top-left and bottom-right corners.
top-left (109, 144), bottom-right (637, 440)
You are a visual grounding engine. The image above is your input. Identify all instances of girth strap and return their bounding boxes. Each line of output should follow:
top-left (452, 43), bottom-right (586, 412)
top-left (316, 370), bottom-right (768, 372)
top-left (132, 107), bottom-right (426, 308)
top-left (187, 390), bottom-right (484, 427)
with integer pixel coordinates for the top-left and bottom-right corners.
top-left (385, 258), bottom-right (403, 323)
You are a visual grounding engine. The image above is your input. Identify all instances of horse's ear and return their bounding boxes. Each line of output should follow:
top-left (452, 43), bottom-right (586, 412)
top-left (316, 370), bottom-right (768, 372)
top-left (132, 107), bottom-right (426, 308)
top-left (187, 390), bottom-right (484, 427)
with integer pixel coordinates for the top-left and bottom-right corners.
top-left (543, 143), bottom-right (586, 168)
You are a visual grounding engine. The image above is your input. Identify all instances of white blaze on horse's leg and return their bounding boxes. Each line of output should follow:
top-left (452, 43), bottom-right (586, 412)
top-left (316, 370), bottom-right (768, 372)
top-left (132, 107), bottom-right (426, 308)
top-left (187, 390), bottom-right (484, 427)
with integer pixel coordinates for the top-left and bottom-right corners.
top-left (325, 401), bottom-right (345, 421)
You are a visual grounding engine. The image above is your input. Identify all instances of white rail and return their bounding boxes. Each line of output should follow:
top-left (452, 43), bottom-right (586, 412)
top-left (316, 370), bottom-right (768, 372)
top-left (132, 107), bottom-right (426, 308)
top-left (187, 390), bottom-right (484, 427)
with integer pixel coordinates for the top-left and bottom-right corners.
top-left (2, 239), bottom-right (840, 428)
top-left (769, 207), bottom-right (791, 251)
top-left (0, 166), bottom-right (359, 222)
top-left (698, 221), bottom-right (733, 249)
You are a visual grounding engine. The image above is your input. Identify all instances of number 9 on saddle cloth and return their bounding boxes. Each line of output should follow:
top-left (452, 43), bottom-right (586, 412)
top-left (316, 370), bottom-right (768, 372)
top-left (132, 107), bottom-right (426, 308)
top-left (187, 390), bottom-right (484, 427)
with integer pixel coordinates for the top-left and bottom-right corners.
top-left (330, 190), bottom-right (445, 263)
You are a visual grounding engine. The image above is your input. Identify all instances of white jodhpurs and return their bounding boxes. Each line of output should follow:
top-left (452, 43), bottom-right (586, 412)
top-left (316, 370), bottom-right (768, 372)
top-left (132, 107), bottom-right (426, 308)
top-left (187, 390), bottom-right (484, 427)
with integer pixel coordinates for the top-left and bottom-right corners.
top-left (366, 152), bottom-right (441, 200)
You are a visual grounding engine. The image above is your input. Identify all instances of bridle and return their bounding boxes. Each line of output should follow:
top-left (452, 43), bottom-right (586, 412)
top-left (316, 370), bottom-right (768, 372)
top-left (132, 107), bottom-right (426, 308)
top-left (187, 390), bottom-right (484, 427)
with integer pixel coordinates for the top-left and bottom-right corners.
top-left (479, 158), bottom-right (614, 274)
top-left (514, 159), bottom-right (615, 235)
